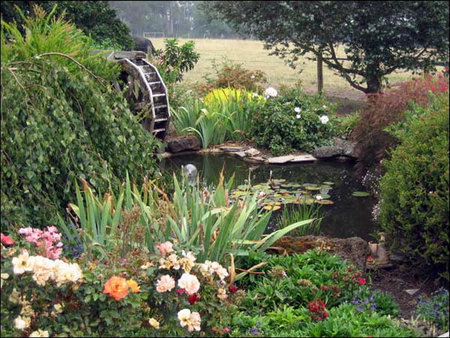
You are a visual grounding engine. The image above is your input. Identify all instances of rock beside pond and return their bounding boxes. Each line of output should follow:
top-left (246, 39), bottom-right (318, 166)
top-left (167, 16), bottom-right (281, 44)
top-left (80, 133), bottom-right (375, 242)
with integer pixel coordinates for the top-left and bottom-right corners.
top-left (271, 235), bottom-right (371, 274)
top-left (245, 148), bottom-right (261, 157)
top-left (166, 135), bottom-right (201, 153)
top-left (312, 138), bottom-right (357, 159)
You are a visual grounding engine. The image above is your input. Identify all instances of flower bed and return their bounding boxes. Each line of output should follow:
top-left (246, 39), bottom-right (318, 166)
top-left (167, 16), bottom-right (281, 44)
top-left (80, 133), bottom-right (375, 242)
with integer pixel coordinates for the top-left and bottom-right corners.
top-left (1, 226), bottom-right (426, 337)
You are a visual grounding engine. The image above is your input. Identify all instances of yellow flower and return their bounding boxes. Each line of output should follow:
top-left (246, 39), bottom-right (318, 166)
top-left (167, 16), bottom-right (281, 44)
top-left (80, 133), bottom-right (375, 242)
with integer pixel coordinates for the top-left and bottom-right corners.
top-left (127, 279), bottom-right (140, 293)
top-left (29, 329), bottom-right (49, 337)
top-left (149, 318), bottom-right (160, 329)
top-left (1, 273), bottom-right (9, 288)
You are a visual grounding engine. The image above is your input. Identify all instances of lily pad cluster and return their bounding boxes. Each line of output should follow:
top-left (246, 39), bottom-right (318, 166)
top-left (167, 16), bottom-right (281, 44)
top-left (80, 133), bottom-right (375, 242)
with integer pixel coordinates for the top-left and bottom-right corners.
top-left (230, 179), bottom-right (335, 211)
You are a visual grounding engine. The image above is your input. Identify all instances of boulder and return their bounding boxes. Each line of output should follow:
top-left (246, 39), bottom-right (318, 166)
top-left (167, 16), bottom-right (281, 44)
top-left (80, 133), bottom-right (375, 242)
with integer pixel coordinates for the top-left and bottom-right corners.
top-left (271, 235), bottom-right (371, 274)
top-left (312, 138), bottom-right (357, 159)
top-left (245, 148), bottom-right (261, 157)
top-left (166, 135), bottom-right (201, 153)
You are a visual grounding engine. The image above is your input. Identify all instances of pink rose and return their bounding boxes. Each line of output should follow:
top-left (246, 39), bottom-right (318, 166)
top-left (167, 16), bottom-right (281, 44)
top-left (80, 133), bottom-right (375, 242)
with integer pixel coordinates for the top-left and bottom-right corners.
top-left (155, 241), bottom-right (174, 256)
top-left (177, 273), bottom-right (200, 296)
top-left (156, 275), bottom-right (176, 293)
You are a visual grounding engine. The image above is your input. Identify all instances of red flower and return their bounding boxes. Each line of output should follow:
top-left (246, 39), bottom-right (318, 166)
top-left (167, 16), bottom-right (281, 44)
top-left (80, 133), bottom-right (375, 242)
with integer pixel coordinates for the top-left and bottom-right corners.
top-left (1, 233), bottom-right (15, 246)
top-left (177, 289), bottom-right (185, 295)
top-left (228, 285), bottom-right (238, 293)
top-left (358, 277), bottom-right (367, 285)
top-left (320, 285), bottom-right (327, 290)
top-left (188, 293), bottom-right (201, 305)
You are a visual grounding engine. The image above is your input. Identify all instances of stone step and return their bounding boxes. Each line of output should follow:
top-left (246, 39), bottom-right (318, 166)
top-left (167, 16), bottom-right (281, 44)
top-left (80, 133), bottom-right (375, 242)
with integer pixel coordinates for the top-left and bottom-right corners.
top-left (268, 154), bottom-right (317, 164)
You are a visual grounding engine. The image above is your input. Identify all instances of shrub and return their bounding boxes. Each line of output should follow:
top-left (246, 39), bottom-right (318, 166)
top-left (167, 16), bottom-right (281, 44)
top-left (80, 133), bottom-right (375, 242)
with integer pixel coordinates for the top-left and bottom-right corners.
top-left (196, 58), bottom-right (267, 95)
top-left (378, 94), bottom-right (449, 278)
top-left (1, 7), bottom-right (161, 230)
top-left (152, 38), bottom-right (200, 85)
top-left (250, 86), bottom-right (337, 155)
top-left (0, 231), bottom-right (235, 337)
top-left (351, 74), bottom-right (449, 181)
top-left (335, 111), bottom-right (361, 140)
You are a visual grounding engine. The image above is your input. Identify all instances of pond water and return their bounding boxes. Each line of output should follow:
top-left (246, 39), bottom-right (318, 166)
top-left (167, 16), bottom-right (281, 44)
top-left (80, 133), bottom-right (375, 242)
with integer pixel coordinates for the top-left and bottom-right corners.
top-left (159, 153), bottom-right (380, 241)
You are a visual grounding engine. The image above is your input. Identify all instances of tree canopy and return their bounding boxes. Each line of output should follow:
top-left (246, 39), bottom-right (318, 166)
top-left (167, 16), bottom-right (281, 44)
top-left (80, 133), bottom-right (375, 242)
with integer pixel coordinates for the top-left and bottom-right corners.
top-left (1, 1), bottom-right (134, 49)
top-left (201, 1), bottom-right (449, 94)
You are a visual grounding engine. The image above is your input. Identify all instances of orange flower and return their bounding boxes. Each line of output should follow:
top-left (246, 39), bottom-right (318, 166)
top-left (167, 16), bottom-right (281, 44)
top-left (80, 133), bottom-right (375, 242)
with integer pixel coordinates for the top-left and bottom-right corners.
top-left (103, 276), bottom-right (129, 300)
top-left (127, 279), bottom-right (140, 293)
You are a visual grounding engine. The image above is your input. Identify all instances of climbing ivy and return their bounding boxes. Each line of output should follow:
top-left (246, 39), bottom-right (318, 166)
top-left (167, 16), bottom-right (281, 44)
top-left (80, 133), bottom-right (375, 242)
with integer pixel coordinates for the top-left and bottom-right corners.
top-left (1, 6), bottom-right (162, 230)
top-left (1, 56), bottom-right (162, 230)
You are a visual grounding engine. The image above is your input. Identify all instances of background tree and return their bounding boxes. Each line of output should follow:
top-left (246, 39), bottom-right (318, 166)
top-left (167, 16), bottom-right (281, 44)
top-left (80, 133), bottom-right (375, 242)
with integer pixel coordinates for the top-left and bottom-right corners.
top-left (109, 1), bottom-right (244, 39)
top-left (201, 1), bottom-right (449, 94)
top-left (1, 1), bottom-right (133, 49)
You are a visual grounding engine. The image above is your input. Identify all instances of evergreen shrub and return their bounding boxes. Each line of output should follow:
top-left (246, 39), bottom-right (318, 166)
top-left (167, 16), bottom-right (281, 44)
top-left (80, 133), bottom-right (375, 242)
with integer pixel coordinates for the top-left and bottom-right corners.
top-left (379, 94), bottom-right (449, 279)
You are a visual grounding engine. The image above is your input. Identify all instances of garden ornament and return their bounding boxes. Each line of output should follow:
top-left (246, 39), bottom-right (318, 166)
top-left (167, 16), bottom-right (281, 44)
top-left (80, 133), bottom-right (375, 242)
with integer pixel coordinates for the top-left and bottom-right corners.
top-left (368, 232), bottom-right (390, 266)
top-left (182, 164), bottom-right (198, 186)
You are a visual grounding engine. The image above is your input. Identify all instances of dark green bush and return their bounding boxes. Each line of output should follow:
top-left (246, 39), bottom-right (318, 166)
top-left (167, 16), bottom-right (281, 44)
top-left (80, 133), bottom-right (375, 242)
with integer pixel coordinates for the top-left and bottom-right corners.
top-left (1, 7), bottom-right (161, 230)
top-left (379, 94), bottom-right (449, 279)
top-left (250, 86), bottom-right (336, 155)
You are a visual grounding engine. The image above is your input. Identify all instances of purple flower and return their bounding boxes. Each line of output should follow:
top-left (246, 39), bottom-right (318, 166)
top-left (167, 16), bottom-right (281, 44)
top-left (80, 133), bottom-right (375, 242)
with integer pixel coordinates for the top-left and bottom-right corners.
top-left (250, 327), bottom-right (259, 335)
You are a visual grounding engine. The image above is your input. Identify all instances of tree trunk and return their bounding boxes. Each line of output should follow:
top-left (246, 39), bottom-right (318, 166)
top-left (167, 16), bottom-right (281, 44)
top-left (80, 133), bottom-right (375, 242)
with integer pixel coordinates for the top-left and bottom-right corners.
top-left (365, 75), bottom-right (382, 94)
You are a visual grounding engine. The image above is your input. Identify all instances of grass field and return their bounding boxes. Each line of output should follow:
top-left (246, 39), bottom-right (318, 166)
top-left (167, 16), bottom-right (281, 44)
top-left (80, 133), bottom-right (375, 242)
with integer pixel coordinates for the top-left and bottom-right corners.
top-left (151, 38), bottom-right (418, 100)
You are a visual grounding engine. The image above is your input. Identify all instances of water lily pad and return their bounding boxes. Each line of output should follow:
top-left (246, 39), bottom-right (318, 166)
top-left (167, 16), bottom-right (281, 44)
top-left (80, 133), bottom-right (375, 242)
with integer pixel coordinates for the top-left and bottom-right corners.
top-left (323, 181), bottom-right (335, 185)
top-left (316, 194), bottom-right (331, 199)
top-left (232, 191), bottom-right (248, 197)
top-left (305, 185), bottom-right (321, 191)
top-left (352, 191), bottom-right (370, 197)
top-left (316, 199), bottom-right (334, 205)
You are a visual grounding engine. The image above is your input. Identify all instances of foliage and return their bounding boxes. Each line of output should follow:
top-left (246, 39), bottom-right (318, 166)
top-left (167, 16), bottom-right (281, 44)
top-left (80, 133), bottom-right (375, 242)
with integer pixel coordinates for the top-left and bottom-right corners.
top-left (1, 4), bottom-right (120, 81)
top-left (152, 38), bottom-right (200, 85)
top-left (0, 1), bottom-right (133, 50)
top-left (227, 250), bottom-right (415, 338)
top-left (415, 288), bottom-right (449, 332)
top-left (1, 9), bottom-right (161, 230)
top-left (197, 58), bottom-right (268, 95)
top-left (351, 288), bottom-right (400, 317)
top-left (276, 204), bottom-right (323, 236)
top-left (352, 73), bottom-right (449, 181)
top-left (202, 1), bottom-right (449, 94)
top-left (0, 232), bottom-right (236, 337)
top-left (57, 170), bottom-right (316, 272)
top-left (1, 229), bottom-right (418, 337)
top-left (172, 88), bottom-right (264, 146)
top-left (250, 85), bottom-right (337, 155)
top-left (334, 111), bottom-right (361, 140)
top-left (378, 93), bottom-right (449, 279)
top-left (56, 173), bottom-right (170, 263)
top-left (238, 250), bottom-right (369, 311)
top-left (228, 302), bottom-right (417, 337)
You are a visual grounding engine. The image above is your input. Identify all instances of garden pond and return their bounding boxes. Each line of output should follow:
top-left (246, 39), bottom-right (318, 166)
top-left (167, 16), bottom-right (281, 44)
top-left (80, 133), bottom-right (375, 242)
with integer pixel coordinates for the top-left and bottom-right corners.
top-left (160, 153), bottom-right (379, 241)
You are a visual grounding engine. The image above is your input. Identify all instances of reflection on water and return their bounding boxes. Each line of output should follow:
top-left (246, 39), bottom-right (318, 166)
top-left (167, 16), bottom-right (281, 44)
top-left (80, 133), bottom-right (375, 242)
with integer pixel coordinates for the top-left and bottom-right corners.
top-left (160, 153), bottom-right (379, 241)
